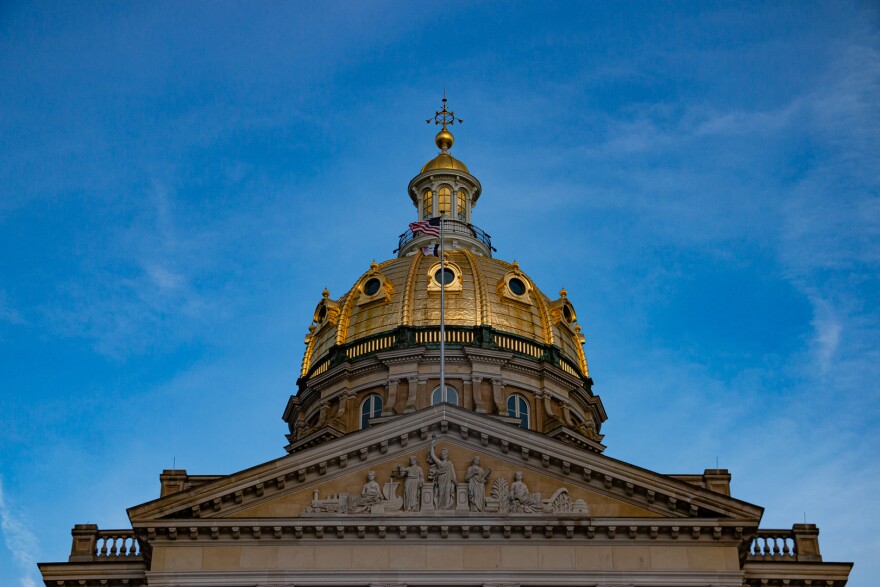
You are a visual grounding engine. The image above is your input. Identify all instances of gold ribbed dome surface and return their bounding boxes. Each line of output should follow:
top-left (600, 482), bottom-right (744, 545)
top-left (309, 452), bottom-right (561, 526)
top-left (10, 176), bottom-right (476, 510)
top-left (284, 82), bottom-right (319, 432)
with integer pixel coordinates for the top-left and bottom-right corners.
top-left (420, 153), bottom-right (470, 174)
top-left (303, 251), bottom-right (588, 378)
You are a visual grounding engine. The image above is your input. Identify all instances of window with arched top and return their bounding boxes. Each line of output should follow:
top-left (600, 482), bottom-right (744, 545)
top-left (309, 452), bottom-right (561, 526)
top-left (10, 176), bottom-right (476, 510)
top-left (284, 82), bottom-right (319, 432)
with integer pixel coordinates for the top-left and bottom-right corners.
top-left (422, 189), bottom-right (434, 219)
top-left (507, 394), bottom-right (530, 429)
top-left (431, 385), bottom-right (458, 406)
top-left (438, 186), bottom-right (452, 216)
top-left (360, 394), bottom-right (383, 429)
top-left (456, 189), bottom-right (467, 221)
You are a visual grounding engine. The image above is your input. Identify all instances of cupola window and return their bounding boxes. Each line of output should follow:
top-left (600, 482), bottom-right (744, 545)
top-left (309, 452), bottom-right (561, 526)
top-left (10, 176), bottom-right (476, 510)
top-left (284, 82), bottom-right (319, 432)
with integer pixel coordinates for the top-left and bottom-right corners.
top-left (438, 185), bottom-right (452, 215)
top-left (431, 385), bottom-right (458, 406)
top-left (422, 189), bottom-right (434, 219)
top-left (563, 304), bottom-right (575, 324)
top-left (507, 394), bottom-right (530, 429)
top-left (456, 189), bottom-right (467, 221)
top-left (360, 394), bottom-right (383, 429)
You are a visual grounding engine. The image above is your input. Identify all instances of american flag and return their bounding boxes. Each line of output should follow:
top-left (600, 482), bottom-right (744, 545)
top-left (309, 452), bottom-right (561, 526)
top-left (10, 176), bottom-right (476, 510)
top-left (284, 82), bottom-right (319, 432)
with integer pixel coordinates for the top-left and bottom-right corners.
top-left (409, 217), bottom-right (441, 237)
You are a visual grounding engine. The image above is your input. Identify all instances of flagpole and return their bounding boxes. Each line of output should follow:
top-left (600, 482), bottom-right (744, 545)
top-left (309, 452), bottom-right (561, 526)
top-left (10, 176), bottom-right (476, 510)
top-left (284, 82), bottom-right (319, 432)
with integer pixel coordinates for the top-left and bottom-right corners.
top-left (439, 210), bottom-right (445, 417)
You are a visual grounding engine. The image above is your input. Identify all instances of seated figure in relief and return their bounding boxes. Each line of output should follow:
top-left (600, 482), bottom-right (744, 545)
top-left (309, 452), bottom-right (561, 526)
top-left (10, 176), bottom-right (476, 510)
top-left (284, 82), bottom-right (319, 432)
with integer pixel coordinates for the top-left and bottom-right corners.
top-left (509, 471), bottom-right (543, 513)
top-left (347, 471), bottom-right (383, 513)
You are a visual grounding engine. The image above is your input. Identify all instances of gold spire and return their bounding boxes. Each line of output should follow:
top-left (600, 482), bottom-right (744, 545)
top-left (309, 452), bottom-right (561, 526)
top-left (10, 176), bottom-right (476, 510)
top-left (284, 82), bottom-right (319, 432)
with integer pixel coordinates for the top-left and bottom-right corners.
top-left (420, 93), bottom-right (470, 173)
top-left (426, 92), bottom-right (463, 153)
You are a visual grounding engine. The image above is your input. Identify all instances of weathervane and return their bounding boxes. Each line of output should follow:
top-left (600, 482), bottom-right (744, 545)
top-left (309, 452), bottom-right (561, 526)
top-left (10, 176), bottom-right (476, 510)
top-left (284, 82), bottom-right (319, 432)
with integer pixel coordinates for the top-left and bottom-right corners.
top-left (426, 89), bottom-right (463, 130)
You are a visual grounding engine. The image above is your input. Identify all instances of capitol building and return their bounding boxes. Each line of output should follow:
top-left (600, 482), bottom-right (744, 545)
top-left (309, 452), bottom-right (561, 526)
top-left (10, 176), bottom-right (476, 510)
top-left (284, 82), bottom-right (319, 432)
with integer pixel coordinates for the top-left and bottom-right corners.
top-left (38, 100), bottom-right (852, 587)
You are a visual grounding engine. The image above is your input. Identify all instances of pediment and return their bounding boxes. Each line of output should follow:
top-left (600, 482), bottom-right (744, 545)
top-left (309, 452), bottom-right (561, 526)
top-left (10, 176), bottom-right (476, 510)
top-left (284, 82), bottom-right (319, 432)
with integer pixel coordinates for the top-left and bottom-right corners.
top-left (128, 406), bottom-right (762, 526)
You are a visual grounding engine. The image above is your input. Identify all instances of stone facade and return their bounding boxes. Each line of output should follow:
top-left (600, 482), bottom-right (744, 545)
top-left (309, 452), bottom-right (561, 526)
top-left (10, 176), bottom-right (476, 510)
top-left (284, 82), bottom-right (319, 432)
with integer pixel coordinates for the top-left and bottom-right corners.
top-left (38, 104), bottom-right (852, 586)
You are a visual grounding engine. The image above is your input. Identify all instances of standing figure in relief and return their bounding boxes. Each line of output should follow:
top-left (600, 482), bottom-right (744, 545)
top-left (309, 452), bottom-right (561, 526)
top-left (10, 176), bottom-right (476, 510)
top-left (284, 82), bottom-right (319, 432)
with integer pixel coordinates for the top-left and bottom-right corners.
top-left (396, 456), bottom-right (424, 511)
top-left (428, 438), bottom-right (457, 510)
top-left (347, 471), bottom-right (383, 513)
top-left (465, 456), bottom-right (492, 512)
top-left (509, 471), bottom-right (543, 513)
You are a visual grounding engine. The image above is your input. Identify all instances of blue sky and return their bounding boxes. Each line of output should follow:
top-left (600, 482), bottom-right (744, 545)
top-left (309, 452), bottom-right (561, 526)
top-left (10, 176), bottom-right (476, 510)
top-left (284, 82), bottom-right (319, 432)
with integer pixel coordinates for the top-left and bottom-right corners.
top-left (1, 1), bottom-right (878, 585)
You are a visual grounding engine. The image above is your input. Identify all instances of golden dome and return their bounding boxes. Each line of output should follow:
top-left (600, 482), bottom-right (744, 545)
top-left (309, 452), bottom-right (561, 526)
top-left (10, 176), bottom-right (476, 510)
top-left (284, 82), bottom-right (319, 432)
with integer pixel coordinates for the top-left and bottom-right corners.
top-left (302, 251), bottom-right (588, 379)
top-left (420, 152), bottom-right (470, 174)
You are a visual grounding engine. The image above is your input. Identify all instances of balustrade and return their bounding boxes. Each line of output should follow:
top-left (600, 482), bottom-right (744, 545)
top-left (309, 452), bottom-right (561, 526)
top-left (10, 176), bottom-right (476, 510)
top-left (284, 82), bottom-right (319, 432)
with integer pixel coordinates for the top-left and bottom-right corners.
top-left (96, 530), bottom-right (140, 558)
top-left (304, 325), bottom-right (586, 383)
top-left (749, 530), bottom-right (795, 560)
top-left (748, 524), bottom-right (823, 563)
top-left (69, 525), bottom-right (142, 562)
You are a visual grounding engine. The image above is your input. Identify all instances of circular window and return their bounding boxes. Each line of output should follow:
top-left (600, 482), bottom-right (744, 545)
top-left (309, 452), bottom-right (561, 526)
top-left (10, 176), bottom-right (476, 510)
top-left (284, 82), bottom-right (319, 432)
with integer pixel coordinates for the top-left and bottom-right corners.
top-left (317, 305), bottom-right (327, 322)
top-left (434, 268), bottom-right (455, 286)
top-left (562, 304), bottom-right (574, 323)
top-left (364, 278), bottom-right (381, 296)
top-left (508, 277), bottom-right (526, 296)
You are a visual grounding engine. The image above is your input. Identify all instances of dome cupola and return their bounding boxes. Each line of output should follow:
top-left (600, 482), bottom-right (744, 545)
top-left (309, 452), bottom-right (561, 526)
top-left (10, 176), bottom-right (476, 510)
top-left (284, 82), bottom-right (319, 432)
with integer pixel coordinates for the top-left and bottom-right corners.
top-left (284, 97), bottom-right (605, 457)
top-left (400, 96), bottom-right (486, 257)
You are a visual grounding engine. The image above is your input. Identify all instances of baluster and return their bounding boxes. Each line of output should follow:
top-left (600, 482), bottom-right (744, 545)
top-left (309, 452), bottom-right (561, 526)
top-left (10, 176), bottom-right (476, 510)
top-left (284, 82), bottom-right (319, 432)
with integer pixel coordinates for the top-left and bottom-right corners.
top-left (99, 536), bottom-right (110, 557)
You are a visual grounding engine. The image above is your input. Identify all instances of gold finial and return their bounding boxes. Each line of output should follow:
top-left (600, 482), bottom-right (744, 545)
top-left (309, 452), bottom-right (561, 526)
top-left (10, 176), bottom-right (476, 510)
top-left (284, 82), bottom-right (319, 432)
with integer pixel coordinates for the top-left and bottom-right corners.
top-left (322, 288), bottom-right (330, 299)
top-left (427, 91), bottom-right (462, 152)
top-left (560, 287), bottom-right (568, 299)
top-left (370, 260), bottom-right (378, 271)
top-left (512, 260), bottom-right (520, 271)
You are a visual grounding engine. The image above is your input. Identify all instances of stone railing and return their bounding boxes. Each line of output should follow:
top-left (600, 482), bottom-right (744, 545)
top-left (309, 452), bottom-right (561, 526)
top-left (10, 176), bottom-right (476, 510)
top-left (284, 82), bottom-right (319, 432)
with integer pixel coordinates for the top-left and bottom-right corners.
top-left (301, 325), bottom-right (589, 386)
top-left (68, 524), bottom-right (142, 562)
top-left (747, 524), bottom-right (822, 562)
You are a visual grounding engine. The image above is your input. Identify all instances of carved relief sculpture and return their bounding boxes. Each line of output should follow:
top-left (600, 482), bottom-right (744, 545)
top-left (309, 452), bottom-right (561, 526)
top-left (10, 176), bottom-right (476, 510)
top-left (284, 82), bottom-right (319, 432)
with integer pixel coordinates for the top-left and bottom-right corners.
top-left (488, 471), bottom-right (588, 515)
top-left (509, 471), bottom-right (544, 513)
top-left (347, 471), bottom-right (383, 513)
top-left (428, 436), bottom-right (457, 510)
top-left (396, 456), bottom-right (424, 511)
top-left (465, 456), bottom-right (492, 512)
top-left (305, 471), bottom-right (403, 514)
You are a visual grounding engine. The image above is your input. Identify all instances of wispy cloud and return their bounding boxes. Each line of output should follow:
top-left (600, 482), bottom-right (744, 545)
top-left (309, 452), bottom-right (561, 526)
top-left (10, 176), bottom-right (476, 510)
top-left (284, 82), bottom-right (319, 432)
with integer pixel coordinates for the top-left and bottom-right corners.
top-left (0, 478), bottom-right (40, 587)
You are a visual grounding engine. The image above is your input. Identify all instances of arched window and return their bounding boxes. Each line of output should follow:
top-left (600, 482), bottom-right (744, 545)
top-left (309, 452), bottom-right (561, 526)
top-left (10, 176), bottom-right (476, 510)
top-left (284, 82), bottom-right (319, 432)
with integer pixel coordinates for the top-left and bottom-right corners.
top-left (422, 189), bottom-right (434, 219)
top-left (431, 385), bottom-right (458, 406)
top-left (360, 394), bottom-right (383, 429)
top-left (507, 394), bottom-right (530, 429)
top-left (438, 186), bottom-right (452, 216)
top-left (456, 189), bottom-right (467, 221)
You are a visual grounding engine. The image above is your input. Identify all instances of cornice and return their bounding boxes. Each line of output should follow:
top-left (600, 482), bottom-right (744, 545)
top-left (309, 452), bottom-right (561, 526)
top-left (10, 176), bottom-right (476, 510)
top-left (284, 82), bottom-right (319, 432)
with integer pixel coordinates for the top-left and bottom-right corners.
top-left (134, 517), bottom-right (752, 545)
top-left (129, 406), bottom-right (763, 524)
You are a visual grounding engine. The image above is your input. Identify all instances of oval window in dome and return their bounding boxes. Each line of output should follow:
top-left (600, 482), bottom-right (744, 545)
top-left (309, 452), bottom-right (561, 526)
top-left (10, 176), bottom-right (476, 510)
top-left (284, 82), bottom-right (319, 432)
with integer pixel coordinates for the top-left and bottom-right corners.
top-left (434, 268), bottom-right (455, 286)
top-left (317, 305), bottom-right (328, 322)
top-left (508, 277), bottom-right (526, 296)
top-left (364, 277), bottom-right (381, 296)
top-left (562, 304), bottom-right (574, 323)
